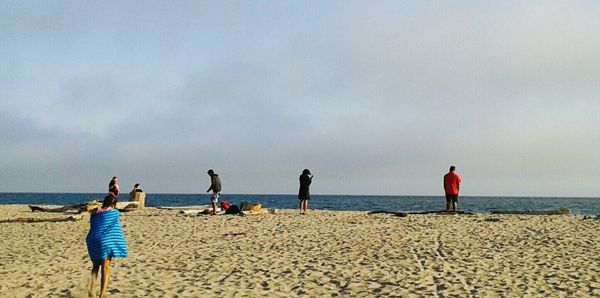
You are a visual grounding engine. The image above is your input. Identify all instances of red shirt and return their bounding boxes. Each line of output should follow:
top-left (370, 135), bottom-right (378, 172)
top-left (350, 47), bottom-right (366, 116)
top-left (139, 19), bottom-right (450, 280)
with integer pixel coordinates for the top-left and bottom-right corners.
top-left (109, 184), bottom-right (120, 197)
top-left (444, 171), bottom-right (461, 195)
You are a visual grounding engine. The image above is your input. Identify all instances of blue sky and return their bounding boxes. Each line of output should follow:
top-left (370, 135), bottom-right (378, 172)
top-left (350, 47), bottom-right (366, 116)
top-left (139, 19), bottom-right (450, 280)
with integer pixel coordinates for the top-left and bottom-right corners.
top-left (1, 1), bottom-right (599, 196)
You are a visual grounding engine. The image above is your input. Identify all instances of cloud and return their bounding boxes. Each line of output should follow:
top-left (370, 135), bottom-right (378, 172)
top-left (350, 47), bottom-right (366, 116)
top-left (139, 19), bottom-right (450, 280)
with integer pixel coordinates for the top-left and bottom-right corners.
top-left (1, 1), bottom-right (600, 195)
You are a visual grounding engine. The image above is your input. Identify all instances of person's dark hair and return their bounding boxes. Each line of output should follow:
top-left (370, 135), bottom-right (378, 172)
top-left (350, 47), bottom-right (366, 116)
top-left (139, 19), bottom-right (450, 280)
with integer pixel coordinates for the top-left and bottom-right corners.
top-left (207, 169), bottom-right (214, 175)
top-left (102, 194), bottom-right (117, 208)
top-left (109, 177), bottom-right (118, 187)
top-left (302, 169), bottom-right (311, 175)
top-left (134, 183), bottom-right (140, 188)
top-left (449, 166), bottom-right (456, 172)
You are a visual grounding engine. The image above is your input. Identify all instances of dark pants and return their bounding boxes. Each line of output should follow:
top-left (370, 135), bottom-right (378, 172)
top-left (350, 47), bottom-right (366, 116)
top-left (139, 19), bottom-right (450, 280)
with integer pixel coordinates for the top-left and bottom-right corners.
top-left (445, 194), bottom-right (458, 203)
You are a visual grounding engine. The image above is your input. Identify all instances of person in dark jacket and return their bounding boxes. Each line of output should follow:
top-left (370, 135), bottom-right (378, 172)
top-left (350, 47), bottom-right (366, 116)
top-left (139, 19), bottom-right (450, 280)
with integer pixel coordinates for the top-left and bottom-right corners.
top-left (298, 169), bottom-right (313, 214)
top-left (206, 169), bottom-right (222, 215)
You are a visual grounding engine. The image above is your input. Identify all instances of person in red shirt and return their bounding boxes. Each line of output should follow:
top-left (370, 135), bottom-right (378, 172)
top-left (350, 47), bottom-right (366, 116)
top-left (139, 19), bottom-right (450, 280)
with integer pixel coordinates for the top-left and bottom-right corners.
top-left (108, 177), bottom-right (119, 198)
top-left (443, 166), bottom-right (461, 211)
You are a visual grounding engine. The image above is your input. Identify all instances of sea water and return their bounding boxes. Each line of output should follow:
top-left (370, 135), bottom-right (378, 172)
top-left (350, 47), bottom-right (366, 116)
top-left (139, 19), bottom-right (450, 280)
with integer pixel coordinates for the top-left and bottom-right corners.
top-left (0, 193), bottom-right (598, 215)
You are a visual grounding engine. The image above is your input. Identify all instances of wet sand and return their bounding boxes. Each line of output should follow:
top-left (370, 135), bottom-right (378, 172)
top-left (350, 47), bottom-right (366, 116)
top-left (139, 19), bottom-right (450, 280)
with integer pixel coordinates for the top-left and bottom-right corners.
top-left (1, 204), bottom-right (599, 297)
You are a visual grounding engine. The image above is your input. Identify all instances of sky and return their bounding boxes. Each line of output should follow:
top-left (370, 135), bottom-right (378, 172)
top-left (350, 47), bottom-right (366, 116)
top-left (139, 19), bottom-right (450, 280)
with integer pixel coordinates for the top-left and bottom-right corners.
top-left (1, 1), bottom-right (599, 196)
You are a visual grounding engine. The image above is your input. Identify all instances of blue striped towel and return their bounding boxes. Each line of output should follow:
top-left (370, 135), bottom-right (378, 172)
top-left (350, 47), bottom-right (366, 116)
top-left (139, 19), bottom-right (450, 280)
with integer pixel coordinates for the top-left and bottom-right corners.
top-left (86, 208), bottom-right (128, 263)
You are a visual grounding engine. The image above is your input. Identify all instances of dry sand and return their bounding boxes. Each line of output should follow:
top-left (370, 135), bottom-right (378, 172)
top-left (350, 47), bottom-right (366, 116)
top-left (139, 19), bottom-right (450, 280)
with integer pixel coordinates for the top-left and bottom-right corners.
top-left (1, 204), bottom-right (599, 297)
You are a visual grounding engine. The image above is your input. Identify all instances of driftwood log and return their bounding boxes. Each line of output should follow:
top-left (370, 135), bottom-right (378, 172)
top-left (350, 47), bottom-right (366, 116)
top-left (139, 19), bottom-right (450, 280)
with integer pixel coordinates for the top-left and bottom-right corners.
top-left (157, 205), bottom-right (210, 210)
top-left (6, 201), bottom-right (141, 224)
top-left (29, 203), bottom-right (89, 213)
top-left (489, 208), bottom-right (571, 215)
top-left (405, 210), bottom-right (475, 215)
top-left (368, 210), bottom-right (474, 216)
top-left (367, 210), bottom-right (408, 217)
top-left (28, 201), bottom-right (140, 213)
top-left (114, 201), bottom-right (140, 211)
top-left (179, 209), bottom-right (208, 215)
top-left (240, 210), bottom-right (268, 216)
top-left (0, 213), bottom-right (88, 224)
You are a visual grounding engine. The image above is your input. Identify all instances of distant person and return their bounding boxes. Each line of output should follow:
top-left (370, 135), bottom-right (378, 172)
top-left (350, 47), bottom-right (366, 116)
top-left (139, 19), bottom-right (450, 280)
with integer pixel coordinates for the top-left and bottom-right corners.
top-left (206, 169), bottom-right (222, 215)
top-left (130, 183), bottom-right (143, 193)
top-left (443, 166), bottom-right (462, 211)
top-left (298, 169), bottom-right (313, 214)
top-left (108, 176), bottom-right (120, 198)
top-left (128, 183), bottom-right (146, 208)
top-left (86, 194), bottom-right (128, 297)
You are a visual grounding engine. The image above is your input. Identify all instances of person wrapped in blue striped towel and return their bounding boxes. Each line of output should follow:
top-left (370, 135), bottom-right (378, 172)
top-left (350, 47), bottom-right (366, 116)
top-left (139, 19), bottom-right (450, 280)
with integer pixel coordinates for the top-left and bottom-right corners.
top-left (86, 194), bottom-right (128, 298)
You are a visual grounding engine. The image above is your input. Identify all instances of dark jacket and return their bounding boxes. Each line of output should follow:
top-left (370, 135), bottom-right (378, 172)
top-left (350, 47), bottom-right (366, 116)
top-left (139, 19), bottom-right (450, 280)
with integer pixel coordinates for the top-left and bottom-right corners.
top-left (298, 174), bottom-right (312, 200)
top-left (208, 174), bottom-right (222, 193)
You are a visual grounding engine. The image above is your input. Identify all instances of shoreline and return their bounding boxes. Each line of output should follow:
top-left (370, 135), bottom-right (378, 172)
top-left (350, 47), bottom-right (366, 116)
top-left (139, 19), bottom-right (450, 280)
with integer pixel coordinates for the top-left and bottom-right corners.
top-left (2, 194), bottom-right (599, 216)
top-left (0, 202), bottom-right (592, 216)
top-left (1, 192), bottom-right (597, 199)
top-left (1, 205), bottom-right (599, 296)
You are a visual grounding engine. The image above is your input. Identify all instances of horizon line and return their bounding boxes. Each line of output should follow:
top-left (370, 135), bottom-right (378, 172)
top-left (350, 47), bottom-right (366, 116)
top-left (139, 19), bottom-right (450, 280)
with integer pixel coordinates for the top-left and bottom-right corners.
top-left (0, 191), bottom-right (597, 199)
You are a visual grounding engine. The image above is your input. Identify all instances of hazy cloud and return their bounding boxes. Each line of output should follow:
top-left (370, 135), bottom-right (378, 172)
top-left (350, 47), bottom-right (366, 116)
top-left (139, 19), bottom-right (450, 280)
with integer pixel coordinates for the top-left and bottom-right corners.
top-left (1, 1), bottom-right (599, 195)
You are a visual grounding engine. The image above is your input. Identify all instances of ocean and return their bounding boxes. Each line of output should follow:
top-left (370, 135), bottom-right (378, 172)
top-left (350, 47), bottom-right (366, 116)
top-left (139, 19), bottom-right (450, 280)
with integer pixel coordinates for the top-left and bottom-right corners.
top-left (1, 193), bottom-right (598, 215)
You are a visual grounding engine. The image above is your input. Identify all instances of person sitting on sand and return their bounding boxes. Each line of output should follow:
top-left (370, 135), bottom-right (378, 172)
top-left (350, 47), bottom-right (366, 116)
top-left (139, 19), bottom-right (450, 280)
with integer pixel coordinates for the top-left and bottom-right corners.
top-left (298, 169), bottom-right (313, 215)
top-left (86, 194), bottom-right (128, 298)
top-left (443, 166), bottom-right (461, 211)
top-left (108, 176), bottom-right (120, 198)
top-left (130, 183), bottom-right (143, 193)
top-left (128, 183), bottom-right (146, 208)
top-left (206, 169), bottom-right (222, 215)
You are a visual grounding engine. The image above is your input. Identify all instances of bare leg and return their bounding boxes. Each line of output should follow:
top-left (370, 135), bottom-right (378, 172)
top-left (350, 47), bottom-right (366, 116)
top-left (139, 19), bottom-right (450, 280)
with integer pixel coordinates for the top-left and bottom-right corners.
top-left (301, 200), bottom-right (308, 214)
top-left (299, 200), bottom-right (303, 214)
top-left (88, 263), bottom-right (100, 297)
top-left (452, 202), bottom-right (458, 212)
top-left (211, 201), bottom-right (217, 215)
top-left (99, 258), bottom-right (111, 298)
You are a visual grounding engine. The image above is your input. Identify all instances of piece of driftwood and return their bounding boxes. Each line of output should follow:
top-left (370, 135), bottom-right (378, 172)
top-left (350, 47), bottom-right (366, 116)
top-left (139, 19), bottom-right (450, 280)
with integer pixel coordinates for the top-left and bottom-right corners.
top-left (583, 215), bottom-right (600, 220)
top-left (157, 205), bottom-right (209, 210)
top-left (489, 208), bottom-right (571, 215)
top-left (28, 201), bottom-right (139, 213)
top-left (223, 232), bottom-right (246, 236)
top-left (5, 201), bottom-right (138, 224)
top-left (29, 203), bottom-right (88, 213)
top-left (240, 210), bottom-right (268, 216)
top-left (83, 201), bottom-right (139, 212)
top-left (0, 213), bottom-right (88, 224)
top-left (28, 201), bottom-right (102, 213)
top-left (368, 210), bottom-right (473, 216)
top-left (406, 210), bottom-right (475, 215)
top-left (367, 210), bottom-right (408, 217)
top-left (179, 209), bottom-right (208, 215)
top-left (115, 201), bottom-right (140, 211)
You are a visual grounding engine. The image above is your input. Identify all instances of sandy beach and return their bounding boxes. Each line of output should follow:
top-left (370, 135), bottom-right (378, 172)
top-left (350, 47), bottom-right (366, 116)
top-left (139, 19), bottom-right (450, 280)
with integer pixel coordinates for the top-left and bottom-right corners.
top-left (1, 205), bottom-right (599, 297)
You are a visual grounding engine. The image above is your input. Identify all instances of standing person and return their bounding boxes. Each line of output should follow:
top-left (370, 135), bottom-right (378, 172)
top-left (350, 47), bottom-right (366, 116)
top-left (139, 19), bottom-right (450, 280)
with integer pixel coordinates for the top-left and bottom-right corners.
top-left (206, 169), bottom-right (222, 215)
top-left (298, 169), bottom-right (313, 215)
top-left (108, 176), bottom-right (120, 198)
top-left (443, 166), bottom-right (462, 211)
top-left (86, 194), bottom-right (128, 298)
